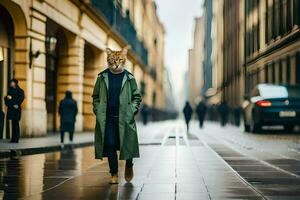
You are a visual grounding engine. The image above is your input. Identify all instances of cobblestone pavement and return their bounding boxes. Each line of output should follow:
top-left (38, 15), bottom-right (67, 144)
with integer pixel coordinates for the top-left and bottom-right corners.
top-left (1, 120), bottom-right (300, 199)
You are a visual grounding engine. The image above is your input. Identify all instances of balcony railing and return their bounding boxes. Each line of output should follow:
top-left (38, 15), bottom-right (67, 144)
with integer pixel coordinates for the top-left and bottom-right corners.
top-left (90, 0), bottom-right (148, 66)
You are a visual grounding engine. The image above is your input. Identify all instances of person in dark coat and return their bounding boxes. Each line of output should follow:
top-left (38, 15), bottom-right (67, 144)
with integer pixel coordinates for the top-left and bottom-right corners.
top-left (140, 104), bottom-right (150, 125)
top-left (218, 100), bottom-right (229, 127)
top-left (183, 101), bottom-right (193, 132)
top-left (4, 79), bottom-right (25, 143)
top-left (196, 100), bottom-right (207, 128)
top-left (0, 110), bottom-right (4, 139)
top-left (234, 106), bottom-right (241, 126)
top-left (58, 91), bottom-right (78, 144)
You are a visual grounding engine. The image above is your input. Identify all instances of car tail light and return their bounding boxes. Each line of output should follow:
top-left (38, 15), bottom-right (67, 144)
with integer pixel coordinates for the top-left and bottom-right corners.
top-left (257, 100), bottom-right (272, 107)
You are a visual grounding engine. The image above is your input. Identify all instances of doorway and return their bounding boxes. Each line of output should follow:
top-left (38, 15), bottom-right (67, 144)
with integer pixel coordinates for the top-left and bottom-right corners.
top-left (46, 20), bottom-right (68, 133)
top-left (0, 5), bottom-right (14, 139)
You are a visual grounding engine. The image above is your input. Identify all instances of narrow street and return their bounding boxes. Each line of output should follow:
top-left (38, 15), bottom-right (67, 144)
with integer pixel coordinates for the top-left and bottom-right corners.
top-left (1, 121), bottom-right (300, 200)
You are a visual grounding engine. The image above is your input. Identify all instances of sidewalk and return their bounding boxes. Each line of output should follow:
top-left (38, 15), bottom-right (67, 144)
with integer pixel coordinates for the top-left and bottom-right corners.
top-left (0, 132), bottom-right (94, 158)
top-left (0, 121), bottom-right (153, 159)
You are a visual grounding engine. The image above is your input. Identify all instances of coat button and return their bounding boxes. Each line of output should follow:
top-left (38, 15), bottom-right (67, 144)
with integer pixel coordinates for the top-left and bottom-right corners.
top-left (128, 102), bottom-right (130, 105)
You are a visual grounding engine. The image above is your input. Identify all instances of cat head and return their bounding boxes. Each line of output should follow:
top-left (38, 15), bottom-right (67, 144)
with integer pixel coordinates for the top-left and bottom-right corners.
top-left (106, 46), bottom-right (131, 73)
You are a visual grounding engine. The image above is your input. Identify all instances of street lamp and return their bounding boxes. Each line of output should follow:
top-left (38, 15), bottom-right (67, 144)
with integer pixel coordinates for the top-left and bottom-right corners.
top-left (46, 36), bottom-right (57, 53)
top-left (45, 36), bottom-right (57, 71)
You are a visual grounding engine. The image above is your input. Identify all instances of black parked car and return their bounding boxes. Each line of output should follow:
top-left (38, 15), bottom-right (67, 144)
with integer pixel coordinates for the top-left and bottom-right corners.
top-left (243, 84), bottom-right (300, 132)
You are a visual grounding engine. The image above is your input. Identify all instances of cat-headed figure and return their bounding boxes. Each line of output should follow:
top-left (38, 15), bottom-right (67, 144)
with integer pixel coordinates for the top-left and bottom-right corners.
top-left (92, 44), bottom-right (142, 184)
top-left (106, 45), bottom-right (131, 73)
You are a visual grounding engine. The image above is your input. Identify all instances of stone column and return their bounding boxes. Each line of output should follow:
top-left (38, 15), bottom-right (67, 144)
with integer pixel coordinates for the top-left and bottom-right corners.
top-left (28, 10), bottom-right (47, 136)
top-left (17, 10), bottom-right (47, 137)
top-left (83, 46), bottom-right (104, 131)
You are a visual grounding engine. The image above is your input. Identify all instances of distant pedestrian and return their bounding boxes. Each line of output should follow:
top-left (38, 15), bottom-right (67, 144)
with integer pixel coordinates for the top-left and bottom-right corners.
top-left (0, 110), bottom-right (4, 139)
top-left (196, 100), bottom-right (207, 128)
top-left (183, 101), bottom-right (193, 132)
top-left (141, 104), bottom-right (150, 125)
top-left (4, 79), bottom-right (25, 143)
top-left (218, 101), bottom-right (229, 127)
top-left (92, 46), bottom-right (142, 184)
top-left (59, 91), bottom-right (78, 144)
top-left (234, 106), bottom-right (241, 126)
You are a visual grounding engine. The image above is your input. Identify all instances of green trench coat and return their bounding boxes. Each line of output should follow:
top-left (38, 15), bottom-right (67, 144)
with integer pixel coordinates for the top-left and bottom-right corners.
top-left (92, 69), bottom-right (142, 160)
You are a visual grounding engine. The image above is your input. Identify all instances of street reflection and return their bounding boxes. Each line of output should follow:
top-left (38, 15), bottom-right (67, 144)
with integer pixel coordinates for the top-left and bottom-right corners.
top-left (0, 147), bottom-right (99, 199)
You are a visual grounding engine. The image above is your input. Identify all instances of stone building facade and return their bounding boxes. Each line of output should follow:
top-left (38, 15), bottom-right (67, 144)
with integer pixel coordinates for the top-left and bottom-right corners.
top-left (202, 0), bottom-right (213, 94)
top-left (245, 0), bottom-right (300, 93)
top-left (222, 0), bottom-right (244, 110)
top-left (187, 17), bottom-right (205, 107)
top-left (209, 0), bottom-right (224, 105)
top-left (0, 0), bottom-right (165, 137)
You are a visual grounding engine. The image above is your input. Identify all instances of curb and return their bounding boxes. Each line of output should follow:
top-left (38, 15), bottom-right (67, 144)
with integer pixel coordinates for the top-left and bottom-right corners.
top-left (0, 141), bottom-right (94, 159)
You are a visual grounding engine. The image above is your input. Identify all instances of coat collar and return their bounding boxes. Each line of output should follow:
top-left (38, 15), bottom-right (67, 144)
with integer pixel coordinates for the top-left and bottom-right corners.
top-left (98, 68), bottom-right (134, 90)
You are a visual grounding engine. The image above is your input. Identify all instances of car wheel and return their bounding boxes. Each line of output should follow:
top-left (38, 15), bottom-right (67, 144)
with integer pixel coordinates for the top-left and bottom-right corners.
top-left (284, 125), bottom-right (294, 132)
top-left (250, 119), bottom-right (261, 133)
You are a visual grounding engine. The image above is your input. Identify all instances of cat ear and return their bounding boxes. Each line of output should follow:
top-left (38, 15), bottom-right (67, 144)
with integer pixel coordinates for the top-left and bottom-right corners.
top-left (106, 48), bottom-right (113, 55)
top-left (122, 45), bottom-right (131, 55)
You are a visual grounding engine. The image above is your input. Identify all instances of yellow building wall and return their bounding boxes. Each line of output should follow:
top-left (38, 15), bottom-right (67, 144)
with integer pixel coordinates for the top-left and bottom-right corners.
top-left (1, 0), bottom-right (166, 137)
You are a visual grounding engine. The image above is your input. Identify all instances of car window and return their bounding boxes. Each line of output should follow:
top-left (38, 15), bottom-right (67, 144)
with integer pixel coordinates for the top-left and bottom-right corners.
top-left (258, 85), bottom-right (288, 98)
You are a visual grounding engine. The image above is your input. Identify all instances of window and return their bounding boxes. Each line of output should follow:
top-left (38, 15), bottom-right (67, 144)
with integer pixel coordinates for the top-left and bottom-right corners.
top-left (265, 64), bottom-right (269, 83)
top-left (286, 0), bottom-right (292, 30)
top-left (253, 26), bottom-right (257, 52)
top-left (296, 52), bottom-right (300, 84)
top-left (267, 0), bottom-right (273, 42)
top-left (272, 0), bottom-right (276, 39)
top-left (286, 55), bottom-right (291, 83)
top-left (293, 0), bottom-right (300, 26)
top-left (265, 2), bottom-right (269, 43)
top-left (272, 63), bottom-right (276, 83)
top-left (279, 0), bottom-right (283, 35)
top-left (257, 23), bottom-right (260, 50)
top-left (258, 85), bottom-right (288, 98)
top-left (279, 60), bottom-right (283, 83)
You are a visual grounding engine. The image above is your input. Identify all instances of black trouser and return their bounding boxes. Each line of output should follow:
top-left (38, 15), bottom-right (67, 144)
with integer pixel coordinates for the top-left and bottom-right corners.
top-left (199, 117), bottom-right (204, 128)
top-left (60, 131), bottom-right (74, 143)
top-left (107, 148), bottom-right (133, 175)
top-left (11, 119), bottom-right (20, 143)
top-left (0, 111), bottom-right (4, 139)
top-left (185, 119), bottom-right (190, 131)
top-left (105, 115), bottom-right (133, 175)
top-left (142, 115), bottom-right (148, 125)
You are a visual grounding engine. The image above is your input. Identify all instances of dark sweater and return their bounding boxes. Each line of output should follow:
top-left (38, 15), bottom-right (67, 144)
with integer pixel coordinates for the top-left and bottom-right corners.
top-left (107, 70), bottom-right (125, 116)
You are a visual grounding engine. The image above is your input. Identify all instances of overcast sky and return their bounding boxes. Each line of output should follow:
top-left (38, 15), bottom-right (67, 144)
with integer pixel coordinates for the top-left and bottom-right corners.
top-left (154, 0), bottom-right (203, 109)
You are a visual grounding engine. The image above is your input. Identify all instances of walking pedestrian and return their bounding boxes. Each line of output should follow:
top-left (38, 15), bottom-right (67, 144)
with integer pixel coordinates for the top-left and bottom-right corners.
top-left (196, 100), bottom-right (207, 128)
top-left (218, 100), bottom-right (229, 127)
top-left (58, 91), bottom-right (78, 145)
top-left (0, 110), bottom-right (4, 139)
top-left (141, 104), bottom-right (149, 125)
top-left (4, 79), bottom-right (25, 143)
top-left (234, 106), bottom-right (241, 127)
top-left (92, 46), bottom-right (142, 184)
top-left (183, 101), bottom-right (193, 132)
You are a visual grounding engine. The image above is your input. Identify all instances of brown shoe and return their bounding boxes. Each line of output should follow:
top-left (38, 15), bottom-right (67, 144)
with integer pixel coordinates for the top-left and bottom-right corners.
top-left (125, 166), bottom-right (134, 182)
top-left (109, 173), bottom-right (119, 184)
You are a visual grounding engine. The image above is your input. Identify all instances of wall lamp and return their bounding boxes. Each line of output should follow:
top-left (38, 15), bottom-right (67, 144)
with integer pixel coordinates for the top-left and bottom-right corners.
top-left (29, 50), bottom-right (41, 69)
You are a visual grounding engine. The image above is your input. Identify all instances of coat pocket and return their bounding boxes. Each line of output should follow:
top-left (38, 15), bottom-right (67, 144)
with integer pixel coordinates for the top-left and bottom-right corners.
top-left (126, 121), bottom-right (137, 135)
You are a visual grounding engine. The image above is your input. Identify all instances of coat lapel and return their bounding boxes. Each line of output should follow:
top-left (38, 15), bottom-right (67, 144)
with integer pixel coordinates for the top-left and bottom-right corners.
top-left (102, 71), bottom-right (109, 91)
top-left (121, 73), bottom-right (128, 91)
top-left (101, 69), bottom-right (132, 92)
